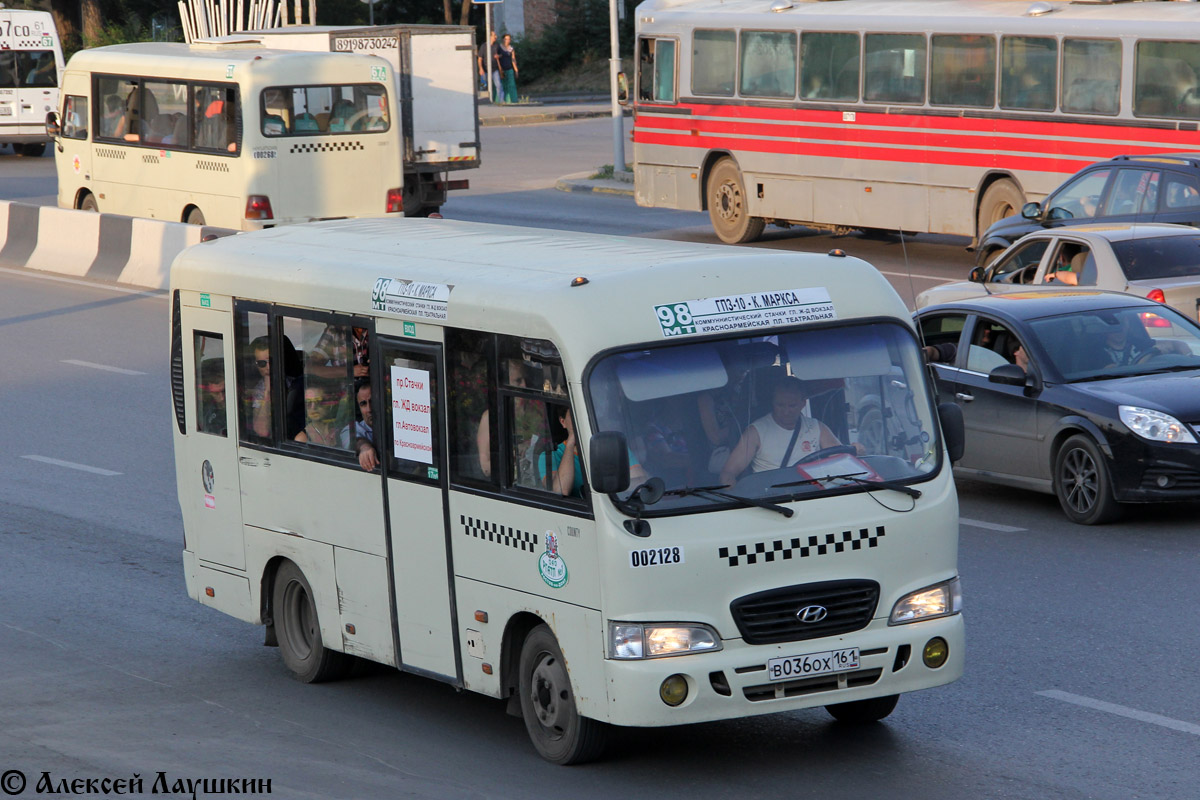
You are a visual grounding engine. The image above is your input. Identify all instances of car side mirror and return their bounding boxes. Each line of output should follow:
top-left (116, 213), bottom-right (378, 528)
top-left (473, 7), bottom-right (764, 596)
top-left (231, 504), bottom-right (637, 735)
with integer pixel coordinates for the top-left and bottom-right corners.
top-left (617, 72), bottom-right (629, 106)
top-left (988, 363), bottom-right (1027, 386)
top-left (45, 110), bottom-right (60, 139)
top-left (1021, 201), bottom-right (1041, 220)
top-left (969, 266), bottom-right (985, 283)
top-left (1047, 206), bottom-right (1073, 221)
top-left (589, 431), bottom-right (630, 494)
top-left (937, 402), bottom-right (965, 463)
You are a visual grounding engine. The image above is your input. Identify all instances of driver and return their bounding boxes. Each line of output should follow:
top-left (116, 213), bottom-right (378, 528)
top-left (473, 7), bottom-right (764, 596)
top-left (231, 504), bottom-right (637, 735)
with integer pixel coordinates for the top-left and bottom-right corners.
top-left (719, 376), bottom-right (863, 486)
top-left (1101, 317), bottom-right (1187, 367)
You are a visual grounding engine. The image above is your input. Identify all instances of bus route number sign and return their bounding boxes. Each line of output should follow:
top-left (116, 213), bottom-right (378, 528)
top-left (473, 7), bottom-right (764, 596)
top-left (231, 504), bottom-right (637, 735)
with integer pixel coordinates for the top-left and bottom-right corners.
top-left (654, 288), bottom-right (836, 338)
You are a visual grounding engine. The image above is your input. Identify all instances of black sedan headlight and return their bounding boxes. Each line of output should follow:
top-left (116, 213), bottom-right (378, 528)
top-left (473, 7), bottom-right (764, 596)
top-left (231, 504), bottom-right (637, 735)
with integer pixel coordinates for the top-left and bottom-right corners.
top-left (1118, 406), bottom-right (1197, 444)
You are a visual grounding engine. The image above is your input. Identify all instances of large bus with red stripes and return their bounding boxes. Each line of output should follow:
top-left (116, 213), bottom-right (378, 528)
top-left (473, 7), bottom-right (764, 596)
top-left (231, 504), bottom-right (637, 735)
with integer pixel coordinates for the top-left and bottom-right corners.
top-left (630, 0), bottom-right (1200, 244)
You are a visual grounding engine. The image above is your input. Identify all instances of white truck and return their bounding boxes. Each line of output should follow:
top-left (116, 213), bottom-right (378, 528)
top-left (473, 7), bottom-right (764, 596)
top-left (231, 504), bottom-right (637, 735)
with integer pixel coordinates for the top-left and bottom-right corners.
top-left (210, 25), bottom-right (479, 215)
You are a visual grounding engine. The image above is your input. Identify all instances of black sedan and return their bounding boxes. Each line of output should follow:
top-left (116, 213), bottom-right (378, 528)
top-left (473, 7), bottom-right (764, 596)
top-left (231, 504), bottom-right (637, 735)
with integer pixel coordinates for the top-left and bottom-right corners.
top-left (916, 292), bottom-right (1200, 524)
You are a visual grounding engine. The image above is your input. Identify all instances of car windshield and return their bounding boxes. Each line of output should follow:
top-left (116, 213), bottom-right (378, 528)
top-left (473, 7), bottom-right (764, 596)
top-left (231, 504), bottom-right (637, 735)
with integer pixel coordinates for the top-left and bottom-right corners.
top-left (1028, 305), bottom-right (1200, 382)
top-left (586, 321), bottom-right (942, 514)
top-left (1111, 235), bottom-right (1200, 281)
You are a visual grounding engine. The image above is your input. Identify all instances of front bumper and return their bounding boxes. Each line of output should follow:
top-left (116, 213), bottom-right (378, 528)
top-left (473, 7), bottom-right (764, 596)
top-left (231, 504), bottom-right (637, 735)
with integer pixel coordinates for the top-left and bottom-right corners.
top-left (1110, 438), bottom-right (1200, 502)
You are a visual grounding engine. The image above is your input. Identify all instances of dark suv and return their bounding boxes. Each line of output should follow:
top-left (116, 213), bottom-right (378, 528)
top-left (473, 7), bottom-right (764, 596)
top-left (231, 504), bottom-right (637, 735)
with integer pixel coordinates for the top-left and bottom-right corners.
top-left (974, 154), bottom-right (1200, 266)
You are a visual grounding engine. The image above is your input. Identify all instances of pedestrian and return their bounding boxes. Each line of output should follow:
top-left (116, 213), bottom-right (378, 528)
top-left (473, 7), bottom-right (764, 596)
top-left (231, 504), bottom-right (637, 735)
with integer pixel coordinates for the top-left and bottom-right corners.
top-left (495, 34), bottom-right (519, 104)
top-left (477, 31), bottom-right (500, 102)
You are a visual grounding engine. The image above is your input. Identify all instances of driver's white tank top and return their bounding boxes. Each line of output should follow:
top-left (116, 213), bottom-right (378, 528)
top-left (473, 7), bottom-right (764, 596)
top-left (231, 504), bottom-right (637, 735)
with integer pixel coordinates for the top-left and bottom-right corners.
top-left (750, 414), bottom-right (820, 472)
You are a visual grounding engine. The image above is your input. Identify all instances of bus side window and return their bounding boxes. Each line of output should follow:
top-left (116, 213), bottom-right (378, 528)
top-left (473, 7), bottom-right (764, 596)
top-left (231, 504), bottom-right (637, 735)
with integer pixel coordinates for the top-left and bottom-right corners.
top-left (235, 307), bottom-right (276, 443)
top-left (654, 40), bottom-right (677, 103)
top-left (1062, 38), bottom-right (1120, 115)
top-left (1000, 36), bottom-right (1057, 112)
top-left (800, 32), bottom-right (861, 102)
top-left (447, 329), bottom-right (495, 485)
top-left (194, 333), bottom-right (228, 437)
top-left (62, 95), bottom-right (88, 139)
top-left (930, 34), bottom-right (995, 108)
top-left (194, 84), bottom-right (238, 153)
top-left (285, 316), bottom-right (356, 451)
top-left (864, 33), bottom-right (927, 105)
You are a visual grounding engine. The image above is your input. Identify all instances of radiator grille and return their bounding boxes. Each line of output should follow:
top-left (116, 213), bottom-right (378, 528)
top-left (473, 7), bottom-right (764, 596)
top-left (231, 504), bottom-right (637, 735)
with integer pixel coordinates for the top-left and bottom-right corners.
top-left (730, 579), bottom-right (879, 645)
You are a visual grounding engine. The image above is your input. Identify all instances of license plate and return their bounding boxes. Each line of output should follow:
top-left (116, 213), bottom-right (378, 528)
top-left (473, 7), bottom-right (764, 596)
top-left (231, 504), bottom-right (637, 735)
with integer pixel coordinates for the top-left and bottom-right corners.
top-left (766, 647), bottom-right (860, 682)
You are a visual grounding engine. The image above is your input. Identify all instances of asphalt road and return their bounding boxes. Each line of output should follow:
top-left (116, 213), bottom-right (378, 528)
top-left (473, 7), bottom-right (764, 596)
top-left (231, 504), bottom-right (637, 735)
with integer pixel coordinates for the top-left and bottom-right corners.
top-left (1, 118), bottom-right (1199, 799)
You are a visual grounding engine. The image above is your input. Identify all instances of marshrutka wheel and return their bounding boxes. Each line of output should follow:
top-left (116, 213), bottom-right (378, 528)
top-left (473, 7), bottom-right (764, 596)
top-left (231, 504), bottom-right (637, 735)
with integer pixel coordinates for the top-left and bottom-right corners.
top-left (707, 157), bottom-right (766, 244)
top-left (976, 180), bottom-right (1023, 240)
top-left (1054, 434), bottom-right (1121, 525)
top-left (186, 207), bottom-right (206, 226)
top-left (272, 561), bottom-right (351, 683)
top-left (80, 193), bottom-right (98, 212)
top-left (826, 694), bottom-right (899, 723)
top-left (518, 624), bottom-right (607, 764)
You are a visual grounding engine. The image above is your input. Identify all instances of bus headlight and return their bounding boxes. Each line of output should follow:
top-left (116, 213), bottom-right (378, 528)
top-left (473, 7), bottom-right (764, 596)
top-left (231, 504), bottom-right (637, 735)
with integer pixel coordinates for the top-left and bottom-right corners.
top-left (609, 622), bottom-right (722, 659)
top-left (889, 577), bottom-right (962, 625)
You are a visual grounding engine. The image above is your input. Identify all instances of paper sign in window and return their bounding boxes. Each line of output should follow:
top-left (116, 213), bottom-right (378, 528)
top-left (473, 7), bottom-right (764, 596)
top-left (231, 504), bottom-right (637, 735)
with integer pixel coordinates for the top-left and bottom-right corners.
top-left (392, 365), bottom-right (433, 464)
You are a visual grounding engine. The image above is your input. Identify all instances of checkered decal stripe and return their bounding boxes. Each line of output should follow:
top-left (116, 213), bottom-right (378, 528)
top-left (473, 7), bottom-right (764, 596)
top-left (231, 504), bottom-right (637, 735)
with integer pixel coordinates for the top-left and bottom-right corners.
top-left (461, 515), bottom-right (539, 553)
top-left (290, 141), bottom-right (365, 153)
top-left (719, 526), bottom-right (885, 566)
top-left (96, 147), bottom-right (126, 160)
top-left (197, 160), bottom-right (230, 173)
top-left (142, 155), bottom-right (159, 164)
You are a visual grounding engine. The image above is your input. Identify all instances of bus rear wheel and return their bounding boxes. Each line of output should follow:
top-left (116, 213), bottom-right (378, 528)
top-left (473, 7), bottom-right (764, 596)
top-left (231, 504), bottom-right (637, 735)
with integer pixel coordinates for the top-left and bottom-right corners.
top-left (826, 694), bottom-right (899, 723)
top-left (707, 158), bottom-right (765, 244)
top-left (80, 193), bottom-right (99, 212)
top-left (976, 180), bottom-right (1023, 240)
top-left (272, 561), bottom-right (351, 683)
top-left (518, 624), bottom-right (607, 764)
top-left (185, 207), bottom-right (206, 226)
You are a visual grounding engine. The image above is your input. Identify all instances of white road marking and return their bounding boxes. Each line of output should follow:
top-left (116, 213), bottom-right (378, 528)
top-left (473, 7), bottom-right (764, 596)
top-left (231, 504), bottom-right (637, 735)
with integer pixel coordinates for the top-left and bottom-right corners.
top-left (21, 455), bottom-right (122, 476)
top-left (959, 517), bottom-right (1026, 532)
top-left (1037, 690), bottom-right (1200, 737)
top-left (61, 359), bottom-right (146, 375)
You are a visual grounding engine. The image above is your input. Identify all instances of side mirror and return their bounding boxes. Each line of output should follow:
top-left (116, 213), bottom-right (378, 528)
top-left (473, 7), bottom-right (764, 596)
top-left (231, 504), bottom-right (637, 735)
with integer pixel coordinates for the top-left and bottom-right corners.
top-left (589, 431), bottom-right (630, 494)
top-left (937, 402), bottom-right (965, 463)
top-left (617, 72), bottom-right (629, 106)
top-left (1021, 201), bottom-right (1041, 220)
top-left (969, 266), bottom-right (985, 283)
top-left (45, 110), bottom-right (60, 138)
top-left (988, 363), bottom-right (1027, 386)
top-left (1047, 206), bottom-right (1073, 221)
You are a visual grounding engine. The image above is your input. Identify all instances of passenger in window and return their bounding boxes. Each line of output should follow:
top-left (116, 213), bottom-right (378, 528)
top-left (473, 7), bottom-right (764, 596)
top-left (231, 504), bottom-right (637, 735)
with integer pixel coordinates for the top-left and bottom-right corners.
top-left (199, 359), bottom-right (227, 436)
top-left (352, 327), bottom-right (370, 377)
top-left (1167, 181), bottom-right (1200, 209)
top-left (803, 74), bottom-right (826, 99)
top-left (347, 378), bottom-right (378, 470)
top-left (100, 95), bottom-right (124, 137)
top-left (718, 376), bottom-right (863, 486)
top-left (295, 377), bottom-right (350, 448)
top-left (478, 358), bottom-right (544, 479)
top-left (248, 336), bottom-right (274, 438)
top-left (539, 404), bottom-right (583, 496)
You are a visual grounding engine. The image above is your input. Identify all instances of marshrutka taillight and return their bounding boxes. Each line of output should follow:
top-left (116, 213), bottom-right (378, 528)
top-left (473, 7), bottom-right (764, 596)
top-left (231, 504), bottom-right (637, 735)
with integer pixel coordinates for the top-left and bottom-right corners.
top-left (386, 188), bottom-right (403, 213)
top-left (245, 195), bottom-right (273, 220)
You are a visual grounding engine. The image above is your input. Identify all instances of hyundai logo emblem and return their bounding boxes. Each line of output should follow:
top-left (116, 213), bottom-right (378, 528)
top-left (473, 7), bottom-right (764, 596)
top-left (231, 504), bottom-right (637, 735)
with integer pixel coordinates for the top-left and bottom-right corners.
top-left (796, 605), bottom-right (828, 624)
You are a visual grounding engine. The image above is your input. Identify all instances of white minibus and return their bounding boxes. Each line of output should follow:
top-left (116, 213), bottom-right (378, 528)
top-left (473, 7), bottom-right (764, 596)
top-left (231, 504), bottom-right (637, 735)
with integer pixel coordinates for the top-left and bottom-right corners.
top-left (170, 218), bottom-right (966, 763)
top-left (0, 7), bottom-right (63, 156)
top-left (49, 42), bottom-right (403, 229)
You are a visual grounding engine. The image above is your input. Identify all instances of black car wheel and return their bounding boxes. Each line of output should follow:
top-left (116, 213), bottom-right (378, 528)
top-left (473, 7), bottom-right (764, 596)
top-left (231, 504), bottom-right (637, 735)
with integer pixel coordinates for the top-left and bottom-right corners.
top-left (1053, 434), bottom-right (1121, 525)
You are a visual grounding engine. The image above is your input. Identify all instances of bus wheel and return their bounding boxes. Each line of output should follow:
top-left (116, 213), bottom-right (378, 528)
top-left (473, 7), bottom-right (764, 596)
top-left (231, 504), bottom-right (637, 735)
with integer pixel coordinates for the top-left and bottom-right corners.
top-left (18, 143), bottom-right (46, 157)
top-left (707, 158), bottom-right (765, 244)
top-left (80, 193), bottom-right (99, 212)
top-left (826, 694), bottom-right (899, 723)
top-left (272, 561), bottom-right (351, 683)
top-left (185, 207), bottom-right (206, 226)
top-left (1053, 434), bottom-right (1121, 525)
top-left (976, 180), bottom-right (1023, 239)
top-left (518, 624), bottom-right (607, 764)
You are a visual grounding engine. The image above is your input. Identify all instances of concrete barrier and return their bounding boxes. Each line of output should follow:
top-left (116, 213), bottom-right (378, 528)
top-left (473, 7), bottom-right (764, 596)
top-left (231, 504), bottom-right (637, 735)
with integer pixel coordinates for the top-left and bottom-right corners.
top-left (0, 199), bottom-right (235, 290)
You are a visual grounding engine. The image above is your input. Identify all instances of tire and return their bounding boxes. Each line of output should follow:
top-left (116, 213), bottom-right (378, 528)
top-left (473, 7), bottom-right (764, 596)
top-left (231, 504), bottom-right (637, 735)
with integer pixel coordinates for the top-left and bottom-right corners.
top-left (18, 142), bottom-right (46, 157)
top-left (1053, 434), bottom-right (1121, 525)
top-left (80, 193), bottom-right (99, 212)
top-left (272, 561), bottom-right (351, 683)
top-left (826, 694), bottom-right (899, 723)
top-left (976, 180), bottom-right (1024, 241)
top-left (707, 158), bottom-right (765, 244)
top-left (978, 246), bottom-right (1005, 269)
top-left (518, 624), bottom-right (607, 764)
top-left (185, 207), bottom-right (206, 226)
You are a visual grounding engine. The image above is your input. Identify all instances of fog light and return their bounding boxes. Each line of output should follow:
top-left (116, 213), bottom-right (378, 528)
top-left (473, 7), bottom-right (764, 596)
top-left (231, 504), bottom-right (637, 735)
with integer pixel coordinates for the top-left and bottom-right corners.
top-left (1157, 474), bottom-right (1174, 488)
top-left (923, 637), bottom-right (949, 669)
top-left (659, 674), bottom-right (688, 706)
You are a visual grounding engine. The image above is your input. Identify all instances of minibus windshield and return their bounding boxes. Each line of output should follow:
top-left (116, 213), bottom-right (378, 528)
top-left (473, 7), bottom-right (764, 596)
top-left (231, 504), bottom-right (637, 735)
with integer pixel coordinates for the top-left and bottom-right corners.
top-left (586, 321), bottom-right (941, 513)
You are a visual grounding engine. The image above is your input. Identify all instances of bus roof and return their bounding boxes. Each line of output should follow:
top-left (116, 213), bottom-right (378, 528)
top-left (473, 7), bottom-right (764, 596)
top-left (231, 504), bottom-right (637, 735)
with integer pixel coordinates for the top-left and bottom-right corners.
top-left (172, 218), bottom-right (910, 372)
top-left (65, 42), bottom-right (388, 81)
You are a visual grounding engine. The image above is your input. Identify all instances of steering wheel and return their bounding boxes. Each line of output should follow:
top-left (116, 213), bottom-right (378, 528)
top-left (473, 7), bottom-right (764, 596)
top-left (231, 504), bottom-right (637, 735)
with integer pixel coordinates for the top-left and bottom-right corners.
top-left (1133, 348), bottom-right (1163, 365)
top-left (795, 445), bottom-right (858, 465)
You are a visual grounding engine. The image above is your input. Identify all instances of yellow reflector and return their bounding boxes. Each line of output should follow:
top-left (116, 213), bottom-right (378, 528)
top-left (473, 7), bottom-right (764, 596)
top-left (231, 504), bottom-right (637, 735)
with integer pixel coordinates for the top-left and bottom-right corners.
top-left (659, 674), bottom-right (688, 707)
top-left (923, 637), bottom-right (949, 669)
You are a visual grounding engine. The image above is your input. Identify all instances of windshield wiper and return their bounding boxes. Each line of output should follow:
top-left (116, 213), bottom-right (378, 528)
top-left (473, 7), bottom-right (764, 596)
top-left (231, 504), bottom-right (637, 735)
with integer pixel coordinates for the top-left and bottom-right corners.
top-left (772, 472), bottom-right (923, 499)
top-left (1071, 372), bottom-right (1131, 383)
top-left (661, 485), bottom-right (794, 518)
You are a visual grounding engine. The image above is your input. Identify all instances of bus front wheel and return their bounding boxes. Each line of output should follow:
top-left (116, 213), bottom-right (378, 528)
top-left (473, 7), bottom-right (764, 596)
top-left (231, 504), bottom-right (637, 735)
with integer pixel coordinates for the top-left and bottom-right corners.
top-left (826, 693), bottom-right (899, 723)
top-left (976, 180), bottom-right (1023, 240)
top-left (185, 207), bottom-right (206, 226)
top-left (17, 143), bottom-right (45, 157)
top-left (518, 624), bottom-right (607, 764)
top-left (272, 561), bottom-right (351, 683)
top-left (707, 158), bottom-right (765, 244)
top-left (80, 193), bottom-right (98, 212)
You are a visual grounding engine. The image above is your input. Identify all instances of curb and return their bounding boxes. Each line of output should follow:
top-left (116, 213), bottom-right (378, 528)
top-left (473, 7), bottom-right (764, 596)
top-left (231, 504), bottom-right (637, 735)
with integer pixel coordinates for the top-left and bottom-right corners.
top-left (481, 108), bottom-right (631, 127)
top-left (555, 171), bottom-right (635, 197)
top-left (0, 199), bottom-right (236, 291)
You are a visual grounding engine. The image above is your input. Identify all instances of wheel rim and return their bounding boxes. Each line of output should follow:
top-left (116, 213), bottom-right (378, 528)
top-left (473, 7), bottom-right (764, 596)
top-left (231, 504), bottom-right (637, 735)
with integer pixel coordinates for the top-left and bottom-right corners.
top-left (988, 201), bottom-right (1015, 227)
top-left (282, 580), bottom-right (314, 660)
top-left (529, 650), bottom-right (570, 741)
top-left (1061, 448), bottom-right (1098, 514)
top-left (714, 180), bottom-right (742, 225)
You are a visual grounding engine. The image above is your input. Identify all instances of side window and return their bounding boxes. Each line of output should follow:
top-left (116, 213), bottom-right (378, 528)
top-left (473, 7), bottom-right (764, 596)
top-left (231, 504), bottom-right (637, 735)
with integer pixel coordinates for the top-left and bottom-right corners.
top-left (62, 95), bottom-right (88, 139)
top-left (235, 308), bottom-right (275, 443)
top-left (1045, 242), bottom-right (1096, 287)
top-left (801, 32), bottom-right (860, 102)
top-left (447, 329), bottom-right (495, 485)
top-left (1062, 38), bottom-right (1120, 115)
top-left (142, 80), bottom-right (186, 147)
top-left (1102, 169), bottom-right (1160, 216)
top-left (1000, 36), bottom-right (1056, 111)
top-left (967, 319), bottom-right (1026, 373)
top-left (1163, 173), bottom-right (1200, 210)
top-left (864, 33), bottom-right (927, 104)
top-left (989, 239), bottom-right (1050, 284)
top-left (654, 39), bottom-right (677, 103)
top-left (95, 76), bottom-right (140, 141)
top-left (381, 343), bottom-right (441, 484)
top-left (920, 313), bottom-right (967, 350)
top-left (193, 83), bottom-right (238, 154)
top-left (284, 315), bottom-right (357, 451)
top-left (740, 30), bottom-right (796, 99)
top-left (1135, 40), bottom-right (1200, 120)
top-left (19, 50), bottom-right (57, 88)
top-left (691, 30), bottom-right (736, 97)
top-left (1046, 169), bottom-right (1112, 220)
top-left (930, 34), bottom-right (996, 108)
top-left (194, 333), bottom-right (227, 437)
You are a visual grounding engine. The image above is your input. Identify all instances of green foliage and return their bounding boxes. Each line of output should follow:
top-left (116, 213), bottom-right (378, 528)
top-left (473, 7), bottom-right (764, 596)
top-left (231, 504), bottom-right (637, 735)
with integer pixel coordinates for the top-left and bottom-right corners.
top-left (512, 0), bottom-right (634, 85)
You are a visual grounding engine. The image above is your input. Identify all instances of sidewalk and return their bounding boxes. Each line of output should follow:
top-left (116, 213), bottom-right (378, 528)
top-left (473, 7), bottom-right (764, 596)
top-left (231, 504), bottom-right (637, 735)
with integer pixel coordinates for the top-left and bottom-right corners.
top-left (478, 95), bottom-right (630, 127)
top-left (555, 170), bottom-right (634, 197)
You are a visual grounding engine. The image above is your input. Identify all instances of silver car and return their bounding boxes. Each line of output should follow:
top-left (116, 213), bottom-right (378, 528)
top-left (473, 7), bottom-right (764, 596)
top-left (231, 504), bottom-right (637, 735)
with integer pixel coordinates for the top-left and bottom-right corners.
top-left (918, 224), bottom-right (1200, 323)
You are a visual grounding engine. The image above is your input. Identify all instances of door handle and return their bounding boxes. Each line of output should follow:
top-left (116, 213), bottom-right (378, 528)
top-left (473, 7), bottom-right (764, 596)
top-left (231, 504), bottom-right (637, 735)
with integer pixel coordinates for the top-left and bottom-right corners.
top-left (955, 392), bottom-right (974, 402)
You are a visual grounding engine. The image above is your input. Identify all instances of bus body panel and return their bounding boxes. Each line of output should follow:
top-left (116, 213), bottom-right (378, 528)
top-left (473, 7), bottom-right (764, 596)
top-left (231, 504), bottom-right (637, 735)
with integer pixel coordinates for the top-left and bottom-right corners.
top-left (0, 10), bottom-right (63, 148)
